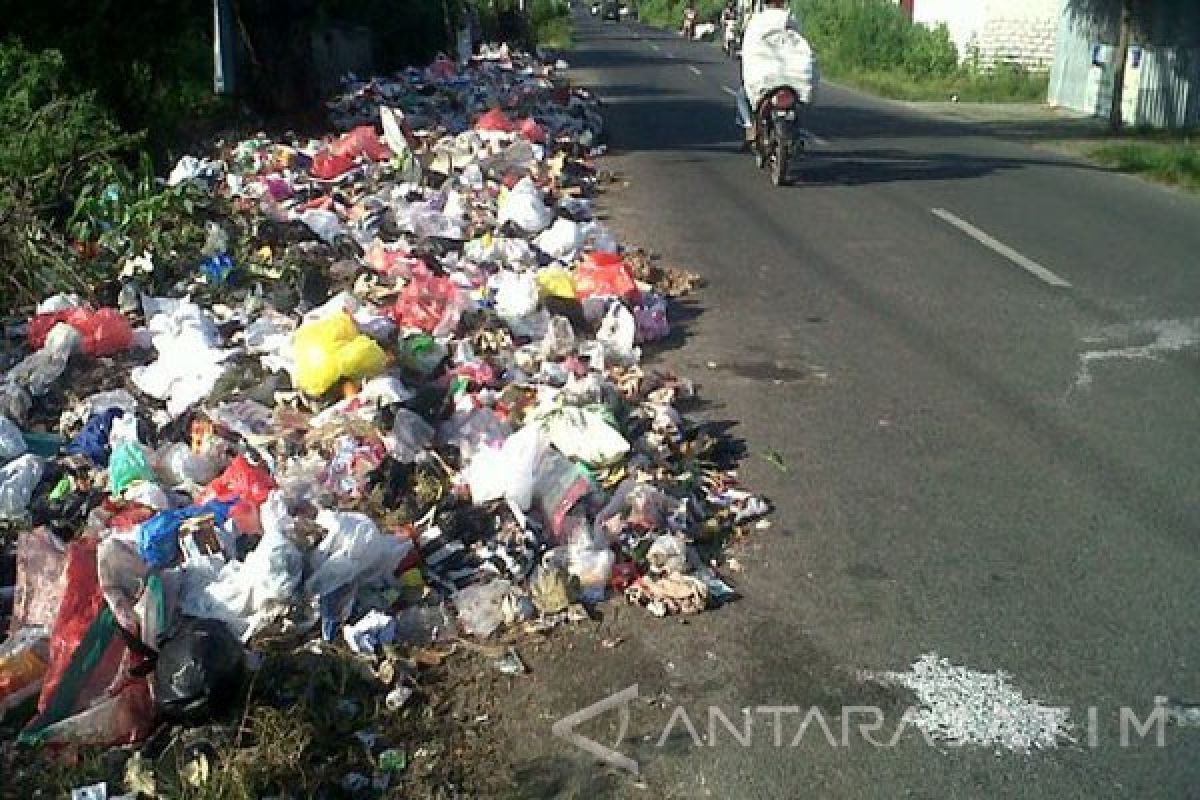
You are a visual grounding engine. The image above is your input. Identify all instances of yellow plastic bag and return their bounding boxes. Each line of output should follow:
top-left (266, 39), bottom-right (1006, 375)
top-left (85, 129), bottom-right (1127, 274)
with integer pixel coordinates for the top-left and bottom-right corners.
top-left (536, 266), bottom-right (576, 300)
top-left (338, 335), bottom-right (388, 379)
top-left (293, 313), bottom-right (358, 395)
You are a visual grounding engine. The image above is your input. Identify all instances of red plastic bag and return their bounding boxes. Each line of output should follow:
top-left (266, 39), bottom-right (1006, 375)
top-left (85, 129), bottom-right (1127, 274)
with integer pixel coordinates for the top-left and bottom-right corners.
top-left (196, 454), bottom-right (277, 535)
top-left (574, 252), bottom-right (641, 305)
top-left (22, 539), bottom-right (155, 748)
top-left (28, 307), bottom-right (133, 356)
top-left (476, 108), bottom-right (516, 133)
top-left (331, 125), bottom-right (391, 161)
top-left (73, 308), bottom-right (133, 356)
top-left (518, 117), bottom-right (547, 143)
top-left (311, 151), bottom-right (356, 180)
top-left (389, 273), bottom-right (464, 335)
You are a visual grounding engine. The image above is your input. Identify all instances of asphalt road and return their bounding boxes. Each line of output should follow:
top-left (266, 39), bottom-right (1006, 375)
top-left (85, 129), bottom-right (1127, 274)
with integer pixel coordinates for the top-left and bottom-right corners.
top-left (482, 14), bottom-right (1200, 799)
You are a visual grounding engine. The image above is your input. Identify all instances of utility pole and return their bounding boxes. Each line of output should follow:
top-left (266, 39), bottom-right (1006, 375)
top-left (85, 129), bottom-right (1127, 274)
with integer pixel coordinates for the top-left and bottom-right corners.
top-left (214, 0), bottom-right (237, 95)
top-left (1108, 0), bottom-right (1133, 130)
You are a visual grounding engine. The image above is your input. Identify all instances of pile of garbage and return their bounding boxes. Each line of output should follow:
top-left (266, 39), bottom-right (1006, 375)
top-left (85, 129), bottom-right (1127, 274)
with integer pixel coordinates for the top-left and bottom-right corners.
top-left (0, 44), bottom-right (768, 765)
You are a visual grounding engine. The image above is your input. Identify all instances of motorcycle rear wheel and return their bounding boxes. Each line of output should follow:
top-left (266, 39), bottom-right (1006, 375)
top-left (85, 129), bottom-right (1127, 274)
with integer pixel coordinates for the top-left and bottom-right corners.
top-left (771, 139), bottom-right (791, 187)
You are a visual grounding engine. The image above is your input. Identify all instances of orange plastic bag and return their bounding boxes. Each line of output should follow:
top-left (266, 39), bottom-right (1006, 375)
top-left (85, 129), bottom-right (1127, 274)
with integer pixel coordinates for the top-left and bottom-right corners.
top-left (311, 151), bottom-right (356, 180)
top-left (574, 252), bottom-right (641, 305)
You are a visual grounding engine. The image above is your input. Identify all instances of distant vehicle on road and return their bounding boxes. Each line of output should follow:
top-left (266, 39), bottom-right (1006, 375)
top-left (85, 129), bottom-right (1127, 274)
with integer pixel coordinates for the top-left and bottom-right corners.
top-left (602, 0), bottom-right (620, 20)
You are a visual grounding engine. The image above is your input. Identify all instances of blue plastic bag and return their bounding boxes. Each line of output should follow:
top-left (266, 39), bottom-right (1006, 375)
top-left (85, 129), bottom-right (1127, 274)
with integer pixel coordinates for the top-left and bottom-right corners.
top-left (66, 408), bottom-right (123, 466)
top-left (137, 500), bottom-right (234, 568)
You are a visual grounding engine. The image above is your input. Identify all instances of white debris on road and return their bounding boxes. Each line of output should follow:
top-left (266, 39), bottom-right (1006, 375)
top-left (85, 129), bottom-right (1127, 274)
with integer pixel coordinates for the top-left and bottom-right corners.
top-left (866, 652), bottom-right (1075, 753)
top-left (1072, 317), bottom-right (1200, 391)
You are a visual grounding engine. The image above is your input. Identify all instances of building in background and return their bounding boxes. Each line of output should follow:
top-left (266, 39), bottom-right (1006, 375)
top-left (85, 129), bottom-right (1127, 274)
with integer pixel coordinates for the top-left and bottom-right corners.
top-left (895, 0), bottom-right (1060, 70)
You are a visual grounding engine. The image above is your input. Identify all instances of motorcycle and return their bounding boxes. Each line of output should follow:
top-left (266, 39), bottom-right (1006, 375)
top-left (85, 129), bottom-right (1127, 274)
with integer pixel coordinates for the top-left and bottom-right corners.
top-left (722, 17), bottom-right (739, 58)
top-left (750, 85), bottom-right (804, 187)
top-left (681, 7), bottom-right (697, 39)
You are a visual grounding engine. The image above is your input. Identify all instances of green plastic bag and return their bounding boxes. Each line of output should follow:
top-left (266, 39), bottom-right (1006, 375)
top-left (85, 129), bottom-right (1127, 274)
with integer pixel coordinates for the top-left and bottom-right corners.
top-left (109, 442), bottom-right (154, 495)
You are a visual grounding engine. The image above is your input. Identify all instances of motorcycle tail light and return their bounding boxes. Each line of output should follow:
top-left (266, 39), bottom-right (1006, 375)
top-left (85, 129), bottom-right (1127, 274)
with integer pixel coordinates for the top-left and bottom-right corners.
top-left (772, 90), bottom-right (796, 110)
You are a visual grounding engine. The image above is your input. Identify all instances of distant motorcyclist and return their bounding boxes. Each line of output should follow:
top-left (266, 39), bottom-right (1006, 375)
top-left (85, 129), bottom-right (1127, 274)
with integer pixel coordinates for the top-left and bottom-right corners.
top-left (681, 0), bottom-right (698, 39)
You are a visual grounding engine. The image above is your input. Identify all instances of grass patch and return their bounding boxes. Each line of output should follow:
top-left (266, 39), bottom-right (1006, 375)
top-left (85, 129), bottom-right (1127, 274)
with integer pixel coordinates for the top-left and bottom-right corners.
top-left (537, 16), bottom-right (575, 49)
top-left (1088, 137), bottom-right (1200, 190)
top-left (836, 66), bottom-right (1050, 103)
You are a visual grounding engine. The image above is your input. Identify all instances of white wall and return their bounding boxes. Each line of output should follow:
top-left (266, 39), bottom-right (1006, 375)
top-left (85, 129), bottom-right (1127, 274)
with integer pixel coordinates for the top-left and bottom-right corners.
top-left (913, 0), bottom-right (1060, 69)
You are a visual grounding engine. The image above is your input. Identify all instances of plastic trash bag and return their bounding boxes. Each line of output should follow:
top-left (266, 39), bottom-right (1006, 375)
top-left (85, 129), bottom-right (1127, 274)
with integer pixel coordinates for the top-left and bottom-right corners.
top-left (634, 293), bottom-right (670, 343)
top-left (453, 579), bottom-right (520, 638)
top-left (305, 510), bottom-right (411, 599)
top-left (155, 442), bottom-right (223, 487)
top-left (534, 217), bottom-right (583, 260)
top-left (397, 334), bottom-right (447, 375)
top-left (536, 266), bottom-right (577, 300)
top-left (535, 407), bottom-right (629, 467)
top-left (475, 108), bottom-right (516, 133)
top-left (7, 322), bottom-right (81, 396)
top-left (97, 534), bottom-right (178, 649)
top-left (131, 301), bottom-right (234, 418)
top-left (574, 252), bottom-right (641, 305)
top-left (293, 312), bottom-right (388, 396)
top-left (21, 538), bottom-right (156, 748)
top-left (331, 125), bottom-right (391, 161)
top-left (597, 301), bottom-right (640, 366)
top-left (67, 408), bottom-right (123, 466)
top-left (137, 501), bottom-right (234, 569)
top-left (498, 178), bottom-right (553, 233)
top-left (493, 271), bottom-right (540, 320)
top-left (540, 315), bottom-right (577, 360)
top-left (0, 628), bottom-right (49, 720)
top-left (152, 618), bottom-right (244, 722)
top-left (28, 308), bottom-right (133, 357)
top-left (389, 273), bottom-right (464, 336)
top-left (196, 455), bottom-right (277, 534)
top-left (0, 413), bottom-right (27, 464)
top-left (9, 527), bottom-right (68, 633)
top-left (438, 407), bottom-right (512, 463)
top-left (532, 445), bottom-right (593, 544)
top-left (0, 454), bottom-right (43, 520)
top-left (108, 442), bottom-right (154, 495)
top-left (310, 151), bottom-right (356, 181)
top-left (342, 610), bottom-right (396, 655)
top-left (180, 491), bottom-right (303, 642)
top-left (388, 409), bottom-right (435, 462)
top-left (464, 425), bottom-right (548, 510)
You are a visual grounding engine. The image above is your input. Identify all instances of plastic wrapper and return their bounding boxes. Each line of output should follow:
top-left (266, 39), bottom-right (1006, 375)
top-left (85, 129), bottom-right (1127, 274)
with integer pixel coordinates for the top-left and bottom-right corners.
top-left (532, 445), bottom-right (593, 544)
top-left (7, 323), bottom-right (81, 396)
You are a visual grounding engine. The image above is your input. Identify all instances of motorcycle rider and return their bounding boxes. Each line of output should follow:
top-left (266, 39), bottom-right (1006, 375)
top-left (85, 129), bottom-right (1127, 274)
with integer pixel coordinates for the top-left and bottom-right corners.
top-left (681, 0), bottom-right (697, 39)
top-left (720, 1), bottom-right (739, 54)
top-left (735, 0), bottom-right (801, 140)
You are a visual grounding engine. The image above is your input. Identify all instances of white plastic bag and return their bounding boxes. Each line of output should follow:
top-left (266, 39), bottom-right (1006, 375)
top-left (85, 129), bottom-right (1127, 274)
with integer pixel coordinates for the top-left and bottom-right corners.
top-left (0, 454), bottom-right (43, 519)
top-left (493, 271), bottom-right (541, 320)
top-left (534, 217), bottom-right (583, 260)
top-left (464, 424), bottom-right (548, 510)
top-left (305, 509), bottom-right (411, 598)
top-left (0, 414), bottom-right (27, 464)
top-left (597, 302), bottom-right (640, 366)
top-left (540, 315), bottom-right (577, 360)
top-left (498, 177), bottom-right (553, 233)
top-left (535, 407), bottom-right (629, 466)
top-left (742, 28), bottom-right (818, 108)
